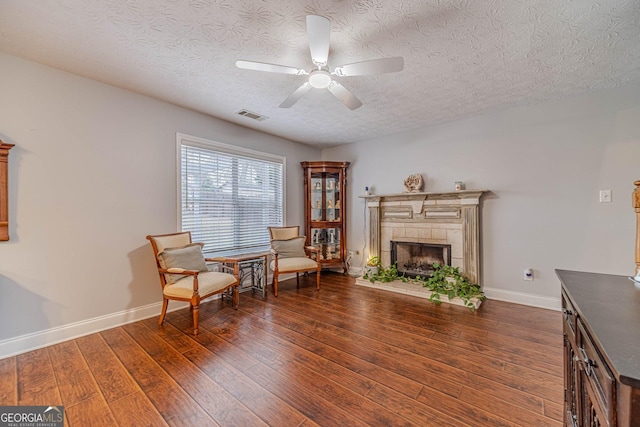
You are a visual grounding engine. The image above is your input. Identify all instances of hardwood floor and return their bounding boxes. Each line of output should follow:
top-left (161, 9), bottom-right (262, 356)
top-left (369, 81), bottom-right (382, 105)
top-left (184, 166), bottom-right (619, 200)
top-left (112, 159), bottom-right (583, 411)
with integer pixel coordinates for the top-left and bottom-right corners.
top-left (1, 273), bottom-right (564, 426)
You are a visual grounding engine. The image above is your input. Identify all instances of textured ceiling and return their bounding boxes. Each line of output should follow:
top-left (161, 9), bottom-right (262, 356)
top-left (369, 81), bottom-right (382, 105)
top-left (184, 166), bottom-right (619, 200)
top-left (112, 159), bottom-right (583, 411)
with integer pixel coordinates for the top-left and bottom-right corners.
top-left (1, 0), bottom-right (639, 148)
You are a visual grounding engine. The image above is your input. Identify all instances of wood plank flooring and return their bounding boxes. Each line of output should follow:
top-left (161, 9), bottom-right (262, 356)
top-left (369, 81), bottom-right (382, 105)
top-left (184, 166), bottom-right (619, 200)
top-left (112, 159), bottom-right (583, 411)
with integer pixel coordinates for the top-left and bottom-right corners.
top-left (0, 273), bottom-right (564, 426)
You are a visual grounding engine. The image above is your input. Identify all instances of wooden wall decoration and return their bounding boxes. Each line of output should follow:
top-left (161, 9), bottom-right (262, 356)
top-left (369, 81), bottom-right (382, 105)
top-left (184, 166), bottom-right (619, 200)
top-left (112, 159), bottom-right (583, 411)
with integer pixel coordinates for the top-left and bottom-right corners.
top-left (0, 140), bottom-right (15, 241)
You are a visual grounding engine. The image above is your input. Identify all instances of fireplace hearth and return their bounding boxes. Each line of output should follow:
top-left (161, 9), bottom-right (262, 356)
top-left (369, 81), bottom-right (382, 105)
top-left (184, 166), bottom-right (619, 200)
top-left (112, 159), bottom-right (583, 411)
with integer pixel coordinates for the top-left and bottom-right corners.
top-left (391, 241), bottom-right (451, 278)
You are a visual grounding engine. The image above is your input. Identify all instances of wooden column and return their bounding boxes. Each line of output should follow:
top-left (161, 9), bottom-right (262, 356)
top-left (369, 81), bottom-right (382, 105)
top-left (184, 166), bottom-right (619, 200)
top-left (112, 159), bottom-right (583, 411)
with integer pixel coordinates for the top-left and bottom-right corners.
top-left (634, 180), bottom-right (640, 275)
top-left (0, 141), bottom-right (15, 241)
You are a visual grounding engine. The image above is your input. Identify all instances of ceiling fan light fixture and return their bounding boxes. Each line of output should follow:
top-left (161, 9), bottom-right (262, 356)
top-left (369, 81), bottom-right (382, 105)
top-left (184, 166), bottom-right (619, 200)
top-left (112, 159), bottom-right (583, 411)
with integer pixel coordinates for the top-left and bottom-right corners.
top-left (235, 15), bottom-right (403, 109)
top-left (308, 70), bottom-right (331, 88)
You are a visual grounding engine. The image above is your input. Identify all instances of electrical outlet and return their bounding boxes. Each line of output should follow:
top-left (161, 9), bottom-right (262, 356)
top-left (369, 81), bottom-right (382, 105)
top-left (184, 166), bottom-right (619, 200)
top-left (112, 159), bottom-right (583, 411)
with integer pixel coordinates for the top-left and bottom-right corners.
top-left (524, 268), bottom-right (533, 281)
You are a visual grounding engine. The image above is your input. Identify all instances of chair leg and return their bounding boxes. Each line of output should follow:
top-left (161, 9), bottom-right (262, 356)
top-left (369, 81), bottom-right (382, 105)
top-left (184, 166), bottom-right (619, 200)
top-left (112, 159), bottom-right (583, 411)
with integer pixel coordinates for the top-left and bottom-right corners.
top-left (158, 298), bottom-right (169, 326)
top-left (192, 304), bottom-right (199, 335)
top-left (273, 274), bottom-right (279, 297)
top-left (296, 273), bottom-right (300, 288)
top-left (232, 285), bottom-right (239, 309)
top-left (316, 269), bottom-right (321, 291)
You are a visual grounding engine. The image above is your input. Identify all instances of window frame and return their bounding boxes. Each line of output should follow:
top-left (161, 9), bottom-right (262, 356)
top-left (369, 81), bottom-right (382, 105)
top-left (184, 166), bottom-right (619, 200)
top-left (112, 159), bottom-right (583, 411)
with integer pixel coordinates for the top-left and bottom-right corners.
top-left (176, 132), bottom-right (286, 256)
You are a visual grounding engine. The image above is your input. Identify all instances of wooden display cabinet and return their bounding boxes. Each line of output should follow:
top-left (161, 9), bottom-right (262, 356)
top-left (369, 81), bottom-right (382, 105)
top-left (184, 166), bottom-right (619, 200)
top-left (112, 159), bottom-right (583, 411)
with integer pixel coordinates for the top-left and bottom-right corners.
top-left (301, 161), bottom-right (350, 272)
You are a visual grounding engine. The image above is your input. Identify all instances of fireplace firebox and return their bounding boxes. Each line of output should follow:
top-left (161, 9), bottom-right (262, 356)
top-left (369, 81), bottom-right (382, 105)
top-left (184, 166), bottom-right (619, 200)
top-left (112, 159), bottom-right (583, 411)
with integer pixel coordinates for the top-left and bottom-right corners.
top-left (391, 241), bottom-right (451, 278)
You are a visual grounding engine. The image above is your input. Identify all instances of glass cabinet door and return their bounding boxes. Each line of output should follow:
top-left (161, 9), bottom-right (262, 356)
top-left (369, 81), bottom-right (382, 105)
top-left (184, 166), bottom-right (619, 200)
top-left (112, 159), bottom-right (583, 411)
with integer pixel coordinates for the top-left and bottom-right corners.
top-left (310, 171), bottom-right (341, 222)
top-left (310, 227), bottom-right (341, 261)
top-left (311, 173), bottom-right (323, 221)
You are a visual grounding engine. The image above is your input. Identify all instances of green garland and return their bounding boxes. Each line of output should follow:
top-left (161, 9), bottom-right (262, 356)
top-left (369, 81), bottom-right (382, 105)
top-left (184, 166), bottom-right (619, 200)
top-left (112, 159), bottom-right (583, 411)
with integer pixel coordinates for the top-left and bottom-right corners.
top-left (363, 261), bottom-right (485, 311)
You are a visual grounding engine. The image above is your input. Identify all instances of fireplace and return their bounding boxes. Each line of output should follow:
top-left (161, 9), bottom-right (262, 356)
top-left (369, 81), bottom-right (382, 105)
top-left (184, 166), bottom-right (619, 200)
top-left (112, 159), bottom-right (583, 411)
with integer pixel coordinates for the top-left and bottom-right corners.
top-left (361, 189), bottom-right (486, 284)
top-left (391, 241), bottom-right (451, 278)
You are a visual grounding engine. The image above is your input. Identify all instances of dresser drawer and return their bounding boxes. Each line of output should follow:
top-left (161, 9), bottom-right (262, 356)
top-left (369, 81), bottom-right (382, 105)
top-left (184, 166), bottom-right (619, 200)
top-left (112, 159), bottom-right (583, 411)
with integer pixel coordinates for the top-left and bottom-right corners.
top-left (578, 319), bottom-right (615, 425)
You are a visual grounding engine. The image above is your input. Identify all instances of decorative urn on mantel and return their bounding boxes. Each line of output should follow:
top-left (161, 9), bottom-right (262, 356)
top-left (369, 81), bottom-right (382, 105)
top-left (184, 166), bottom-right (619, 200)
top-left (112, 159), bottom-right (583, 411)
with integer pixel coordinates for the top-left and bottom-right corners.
top-left (360, 189), bottom-right (488, 286)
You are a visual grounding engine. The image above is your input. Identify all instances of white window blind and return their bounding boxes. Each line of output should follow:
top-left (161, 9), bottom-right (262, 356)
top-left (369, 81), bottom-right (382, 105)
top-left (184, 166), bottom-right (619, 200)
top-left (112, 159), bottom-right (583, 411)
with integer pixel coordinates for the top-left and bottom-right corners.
top-left (178, 134), bottom-right (284, 255)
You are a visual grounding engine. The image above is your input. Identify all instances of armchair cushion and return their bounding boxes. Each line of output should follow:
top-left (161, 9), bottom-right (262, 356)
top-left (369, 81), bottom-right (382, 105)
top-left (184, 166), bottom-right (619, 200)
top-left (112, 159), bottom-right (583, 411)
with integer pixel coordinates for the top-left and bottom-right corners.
top-left (158, 242), bottom-right (208, 283)
top-left (270, 257), bottom-right (318, 273)
top-left (271, 236), bottom-right (307, 259)
top-left (163, 271), bottom-right (237, 299)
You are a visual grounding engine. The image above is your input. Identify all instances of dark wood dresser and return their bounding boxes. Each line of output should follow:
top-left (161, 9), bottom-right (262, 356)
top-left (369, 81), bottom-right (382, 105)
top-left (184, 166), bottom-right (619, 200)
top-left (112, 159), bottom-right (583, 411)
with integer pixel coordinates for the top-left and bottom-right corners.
top-left (557, 269), bottom-right (640, 427)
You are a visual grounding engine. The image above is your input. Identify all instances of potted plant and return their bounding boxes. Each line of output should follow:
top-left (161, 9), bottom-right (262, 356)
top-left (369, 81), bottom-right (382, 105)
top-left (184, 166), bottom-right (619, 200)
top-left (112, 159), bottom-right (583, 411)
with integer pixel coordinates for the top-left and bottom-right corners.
top-left (364, 262), bottom-right (408, 283)
top-left (364, 256), bottom-right (382, 278)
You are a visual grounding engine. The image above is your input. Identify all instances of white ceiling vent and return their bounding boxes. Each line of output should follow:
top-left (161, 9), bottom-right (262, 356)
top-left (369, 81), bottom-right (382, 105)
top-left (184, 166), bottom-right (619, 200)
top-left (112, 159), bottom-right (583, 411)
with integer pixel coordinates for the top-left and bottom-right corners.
top-left (236, 109), bottom-right (268, 121)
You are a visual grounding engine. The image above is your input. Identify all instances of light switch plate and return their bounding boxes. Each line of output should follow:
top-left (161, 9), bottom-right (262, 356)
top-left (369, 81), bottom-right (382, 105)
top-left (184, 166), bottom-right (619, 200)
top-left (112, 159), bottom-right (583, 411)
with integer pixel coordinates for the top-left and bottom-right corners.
top-left (599, 190), bottom-right (612, 203)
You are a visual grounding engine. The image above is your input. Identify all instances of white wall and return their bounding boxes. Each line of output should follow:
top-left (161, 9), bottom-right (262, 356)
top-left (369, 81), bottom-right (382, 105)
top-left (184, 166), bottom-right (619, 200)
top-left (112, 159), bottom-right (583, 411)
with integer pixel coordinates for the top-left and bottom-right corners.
top-left (323, 81), bottom-right (640, 309)
top-left (0, 53), bottom-right (319, 357)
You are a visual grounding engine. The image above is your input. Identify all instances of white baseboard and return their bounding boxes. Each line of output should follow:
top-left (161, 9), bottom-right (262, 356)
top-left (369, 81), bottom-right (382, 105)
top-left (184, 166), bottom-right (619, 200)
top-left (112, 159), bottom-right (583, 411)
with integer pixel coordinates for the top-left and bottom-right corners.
top-left (482, 287), bottom-right (561, 311)
top-left (0, 298), bottom-right (202, 359)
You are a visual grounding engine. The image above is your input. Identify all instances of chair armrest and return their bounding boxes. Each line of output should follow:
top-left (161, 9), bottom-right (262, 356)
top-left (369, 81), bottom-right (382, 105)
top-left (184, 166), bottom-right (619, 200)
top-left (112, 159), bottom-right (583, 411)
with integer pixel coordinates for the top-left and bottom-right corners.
top-left (203, 259), bottom-right (243, 278)
top-left (203, 259), bottom-right (233, 274)
top-left (269, 248), bottom-right (279, 269)
top-left (305, 246), bottom-right (320, 260)
top-left (159, 267), bottom-right (199, 276)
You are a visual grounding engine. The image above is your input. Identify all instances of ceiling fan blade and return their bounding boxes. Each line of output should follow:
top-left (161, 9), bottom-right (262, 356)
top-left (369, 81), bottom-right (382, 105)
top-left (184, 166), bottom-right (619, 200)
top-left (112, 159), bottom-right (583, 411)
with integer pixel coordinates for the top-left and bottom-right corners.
top-left (236, 60), bottom-right (307, 75)
top-left (279, 82), bottom-right (312, 108)
top-left (333, 57), bottom-right (404, 76)
top-left (327, 81), bottom-right (362, 110)
top-left (306, 15), bottom-right (331, 66)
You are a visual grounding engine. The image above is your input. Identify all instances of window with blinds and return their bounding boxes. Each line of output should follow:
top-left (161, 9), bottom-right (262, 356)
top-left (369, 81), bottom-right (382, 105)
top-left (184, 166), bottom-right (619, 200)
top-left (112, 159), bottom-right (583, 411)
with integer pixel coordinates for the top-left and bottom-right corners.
top-left (177, 134), bottom-right (285, 256)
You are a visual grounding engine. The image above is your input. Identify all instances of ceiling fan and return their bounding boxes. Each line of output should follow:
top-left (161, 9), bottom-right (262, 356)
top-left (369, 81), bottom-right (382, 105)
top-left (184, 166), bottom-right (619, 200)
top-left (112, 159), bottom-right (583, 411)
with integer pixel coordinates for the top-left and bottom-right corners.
top-left (236, 15), bottom-right (404, 110)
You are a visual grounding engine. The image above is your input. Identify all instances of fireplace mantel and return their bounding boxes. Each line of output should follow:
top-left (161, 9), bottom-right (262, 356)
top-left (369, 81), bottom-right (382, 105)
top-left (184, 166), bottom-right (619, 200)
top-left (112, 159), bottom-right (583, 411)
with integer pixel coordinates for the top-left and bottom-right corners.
top-left (361, 189), bottom-right (488, 284)
top-left (360, 189), bottom-right (487, 203)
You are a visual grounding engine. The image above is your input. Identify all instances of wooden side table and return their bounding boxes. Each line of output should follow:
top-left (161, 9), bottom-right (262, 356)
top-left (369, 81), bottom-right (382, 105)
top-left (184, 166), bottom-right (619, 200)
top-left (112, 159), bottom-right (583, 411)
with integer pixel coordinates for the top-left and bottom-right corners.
top-left (210, 251), bottom-right (269, 298)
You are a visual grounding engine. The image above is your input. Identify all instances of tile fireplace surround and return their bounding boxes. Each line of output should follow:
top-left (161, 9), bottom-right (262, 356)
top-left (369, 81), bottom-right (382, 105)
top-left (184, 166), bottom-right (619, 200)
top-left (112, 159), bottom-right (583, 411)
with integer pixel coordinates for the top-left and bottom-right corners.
top-left (361, 190), bottom-right (487, 284)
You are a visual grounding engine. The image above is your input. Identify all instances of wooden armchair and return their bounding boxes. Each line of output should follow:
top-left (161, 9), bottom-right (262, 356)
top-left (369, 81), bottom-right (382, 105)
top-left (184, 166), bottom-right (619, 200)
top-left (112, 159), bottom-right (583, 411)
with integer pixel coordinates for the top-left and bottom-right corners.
top-left (268, 226), bottom-right (321, 296)
top-left (146, 231), bottom-right (239, 335)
